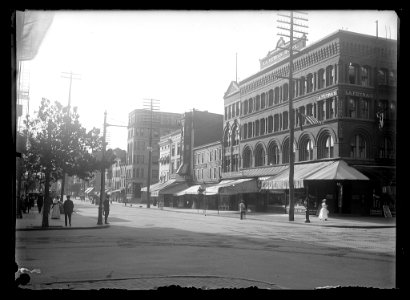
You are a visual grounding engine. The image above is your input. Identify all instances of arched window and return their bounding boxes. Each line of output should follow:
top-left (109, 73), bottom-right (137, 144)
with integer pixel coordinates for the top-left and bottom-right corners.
top-left (274, 87), bottom-right (280, 104)
top-left (223, 128), bottom-right (230, 147)
top-left (299, 135), bottom-right (314, 161)
top-left (247, 122), bottom-right (253, 138)
top-left (254, 144), bottom-right (265, 167)
top-left (377, 68), bottom-right (388, 85)
top-left (267, 142), bottom-right (280, 165)
top-left (267, 116), bottom-right (273, 133)
top-left (307, 73), bottom-right (314, 93)
top-left (348, 63), bottom-right (359, 84)
top-left (255, 120), bottom-right (260, 137)
top-left (231, 124), bottom-right (239, 146)
top-left (299, 76), bottom-right (306, 95)
top-left (283, 83), bottom-right (289, 101)
top-left (243, 100), bottom-right (248, 115)
top-left (249, 98), bottom-right (254, 113)
top-left (274, 114), bottom-right (279, 132)
top-left (261, 93), bottom-right (266, 109)
top-left (318, 68), bottom-right (325, 89)
top-left (379, 136), bottom-right (394, 159)
top-left (243, 124), bottom-right (248, 140)
top-left (268, 89), bottom-right (274, 106)
top-left (326, 65), bottom-right (334, 86)
top-left (361, 65), bottom-right (371, 86)
top-left (260, 118), bottom-right (266, 135)
top-left (256, 95), bottom-right (260, 111)
top-left (318, 133), bottom-right (334, 159)
top-left (350, 134), bottom-right (368, 159)
top-left (242, 147), bottom-right (252, 168)
top-left (283, 111), bottom-right (289, 130)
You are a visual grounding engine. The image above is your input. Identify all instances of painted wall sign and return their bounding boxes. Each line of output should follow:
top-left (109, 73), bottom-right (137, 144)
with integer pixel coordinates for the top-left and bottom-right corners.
top-left (317, 90), bottom-right (338, 101)
top-left (345, 90), bottom-right (373, 98)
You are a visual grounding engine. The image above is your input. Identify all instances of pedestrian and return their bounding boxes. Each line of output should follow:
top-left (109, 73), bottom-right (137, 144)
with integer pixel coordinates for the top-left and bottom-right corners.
top-left (63, 195), bottom-right (74, 227)
top-left (318, 199), bottom-right (329, 221)
top-left (24, 195), bottom-right (30, 213)
top-left (239, 200), bottom-right (246, 220)
top-left (51, 197), bottom-right (61, 219)
top-left (103, 195), bottom-right (110, 224)
top-left (37, 193), bottom-right (43, 213)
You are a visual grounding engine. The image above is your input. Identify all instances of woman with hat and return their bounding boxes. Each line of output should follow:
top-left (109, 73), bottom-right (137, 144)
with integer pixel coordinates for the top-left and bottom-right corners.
top-left (318, 199), bottom-right (329, 221)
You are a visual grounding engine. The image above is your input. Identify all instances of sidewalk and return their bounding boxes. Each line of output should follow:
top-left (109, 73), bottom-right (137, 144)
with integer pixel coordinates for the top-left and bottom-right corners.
top-left (15, 201), bottom-right (109, 231)
top-left (112, 202), bottom-right (396, 229)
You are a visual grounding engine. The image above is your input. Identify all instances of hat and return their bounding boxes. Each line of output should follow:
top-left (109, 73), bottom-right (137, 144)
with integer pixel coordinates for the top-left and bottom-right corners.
top-left (322, 199), bottom-right (326, 202)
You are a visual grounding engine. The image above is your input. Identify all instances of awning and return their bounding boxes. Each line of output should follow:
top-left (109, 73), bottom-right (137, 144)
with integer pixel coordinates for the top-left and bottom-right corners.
top-left (205, 178), bottom-right (258, 195)
top-left (145, 179), bottom-right (177, 197)
top-left (141, 181), bottom-right (166, 193)
top-left (352, 165), bottom-right (395, 185)
top-left (84, 187), bottom-right (95, 194)
top-left (96, 188), bottom-right (112, 196)
top-left (159, 182), bottom-right (190, 196)
top-left (174, 184), bottom-right (217, 196)
top-left (261, 161), bottom-right (334, 190)
top-left (305, 160), bottom-right (369, 181)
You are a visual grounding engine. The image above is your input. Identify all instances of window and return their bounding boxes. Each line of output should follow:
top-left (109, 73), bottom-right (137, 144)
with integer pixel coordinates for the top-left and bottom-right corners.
top-left (249, 98), bottom-right (253, 113)
top-left (268, 90), bottom-right (274, 106)
top-left (388, 70), bottom-right (396, 86)
top-left (282, 139), bottom-right (290, 164)
top-left (307, 74), bottom-right (314, 93)
top-left (350, 134), bottom-right (367, 159)
top-left (359, 98), bottom-right (369, 119)
top-left (267, 142), bottom-right (280, 165)
top-left (243, 100), bottom-right (248, 115)
top-left (299, 77), bottom-right (306, 95)
top-left (254, 144), bottom-right (265, 167)
top-left (232, 125), bottom-right (239, 146)
top-left (274, 114), bottom-right (279, 132)
top-left (242, 147), bottom-right (252, 168)
top-left (223, 129), bottom-right (230, 147)
top-left (274, 87), bottom-right (280, 105)
top-left (347, 97), bottom-right (357, 118)
top-left (378, 68), bottom-right (388, 85)
top-left (261, 93), bottom-right (266, 109)
top-left (236, 102), bottom-right (240, 116)
top-left (361, 66), bottom-right (371, 86)
top-left (267, 116), bottom-right (273, 133)
top-left (255, 120), bottom-right (260, 137)
top-left (247, 122), bottom-right (253, 138)
top-left (379, 136), bottom-right (394, 159)
top-left (348, 63), bottom-right (359, 84)
top-left (243, 124), bottom-right (248, 139)
top-left (283, 111), bottom-right (289, 130)
top-left (256, 95), bottom-right (260, 111)
top-left (318, 68), bottom-right (325, 89)
top-left (326, 66), bottom-right (334, 86)
top-left (283, 83), bottom-right (289, 101)
top-left (318, 134), bottom-right (334, 159)
top-left (171, 145), bottom-right (175, 156)
top-left (317, 100), bottom-right (325, 121)
top-left (299, 137), bottom-right (313, 161)
top-left (325, 98), bottom-right (335, 120)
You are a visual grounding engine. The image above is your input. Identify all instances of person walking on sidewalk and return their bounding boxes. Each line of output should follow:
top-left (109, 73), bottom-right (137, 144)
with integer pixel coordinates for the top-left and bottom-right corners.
top-left (63, 195), bottom-right (74, 227)
top-left (318, 199), bottom-right (329, 221)
top-left (51, 197), bottom-right (61, 219)
top-left (103, 195), bottom-right (110, 224)
top-left (37, 193), bottom-right (43, 213)
top-left (239, 200), bottom-right (246, 220)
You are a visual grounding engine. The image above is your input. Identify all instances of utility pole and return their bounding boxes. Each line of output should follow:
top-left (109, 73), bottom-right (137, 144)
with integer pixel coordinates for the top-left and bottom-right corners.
top-left (277, 11), bottom-right (308, 221)
top-left (60, 71), bottom-right (81, 202)
top-left (97, 111), bottom-right (127, 224)
top-left (143, 99), bottom-right (160, 208)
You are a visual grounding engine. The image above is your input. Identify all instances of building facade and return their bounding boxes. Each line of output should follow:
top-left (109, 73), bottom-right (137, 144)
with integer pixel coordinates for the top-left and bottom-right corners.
top-left (126, 109), bottom-right (182, 203)
top-left (222, 30), bottom-right (396, 215)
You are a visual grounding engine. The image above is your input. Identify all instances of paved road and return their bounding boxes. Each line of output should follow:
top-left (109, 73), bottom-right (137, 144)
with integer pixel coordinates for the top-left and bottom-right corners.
top-left (15, 200), bottom-right (396, 290)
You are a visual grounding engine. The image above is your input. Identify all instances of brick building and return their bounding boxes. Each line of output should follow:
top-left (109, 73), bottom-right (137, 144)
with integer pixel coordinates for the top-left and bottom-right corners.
top-left (220, 30), bottom-right (396, 215)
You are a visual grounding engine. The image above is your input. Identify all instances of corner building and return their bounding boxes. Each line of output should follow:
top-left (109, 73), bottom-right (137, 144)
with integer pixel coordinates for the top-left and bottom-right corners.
top-left (222, 30), bottom-right (396, 216)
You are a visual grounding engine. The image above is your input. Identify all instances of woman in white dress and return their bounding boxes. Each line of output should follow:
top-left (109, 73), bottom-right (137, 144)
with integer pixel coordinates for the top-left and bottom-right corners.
top-left (51, 197), bottom-right (61, 219)
top-left (318, 199), bottom-right (329, 221)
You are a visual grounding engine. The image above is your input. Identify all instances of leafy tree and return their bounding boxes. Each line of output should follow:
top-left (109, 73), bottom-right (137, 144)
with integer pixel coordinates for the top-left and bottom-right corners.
top-left (23, 98), bottom-right (105, 227)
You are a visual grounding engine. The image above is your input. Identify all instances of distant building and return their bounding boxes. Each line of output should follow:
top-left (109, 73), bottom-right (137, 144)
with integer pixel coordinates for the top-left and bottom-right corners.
top-left (126, 109), bottom-right (182, 203)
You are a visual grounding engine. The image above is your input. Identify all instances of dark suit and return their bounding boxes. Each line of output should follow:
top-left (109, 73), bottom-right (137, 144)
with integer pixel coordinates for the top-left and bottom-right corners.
top-left (63, 199), bottom-right (74, 226)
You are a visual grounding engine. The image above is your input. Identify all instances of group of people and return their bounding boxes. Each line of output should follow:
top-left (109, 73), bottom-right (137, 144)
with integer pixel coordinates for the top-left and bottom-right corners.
top-left (50, 196), bottom-right (74, 226)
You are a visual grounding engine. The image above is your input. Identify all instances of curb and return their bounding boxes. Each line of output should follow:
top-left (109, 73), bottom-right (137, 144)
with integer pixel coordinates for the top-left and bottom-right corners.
top-left (16, 224), bottom-right (110, 231)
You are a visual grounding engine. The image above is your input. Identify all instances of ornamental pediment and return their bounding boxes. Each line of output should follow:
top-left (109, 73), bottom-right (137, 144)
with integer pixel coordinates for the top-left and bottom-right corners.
top-left (224, 81), bottom-right (240, 98)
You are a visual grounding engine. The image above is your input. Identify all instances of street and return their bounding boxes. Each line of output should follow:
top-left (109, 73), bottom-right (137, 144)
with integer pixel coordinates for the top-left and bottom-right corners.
top-left (15, 200), bottom-right (396, 290)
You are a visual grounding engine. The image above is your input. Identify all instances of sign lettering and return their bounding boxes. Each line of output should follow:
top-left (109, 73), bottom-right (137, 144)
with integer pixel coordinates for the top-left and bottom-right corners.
top-left (317, 90), bottom-right (337, 101)
top-left (345, 90), bottom-right (373, 98)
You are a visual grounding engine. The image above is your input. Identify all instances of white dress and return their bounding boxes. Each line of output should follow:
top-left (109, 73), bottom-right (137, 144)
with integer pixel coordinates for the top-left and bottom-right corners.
top-left (318, 203), bottom-right (329, 220)
top-left (51, 201), bottom-right (61, 219)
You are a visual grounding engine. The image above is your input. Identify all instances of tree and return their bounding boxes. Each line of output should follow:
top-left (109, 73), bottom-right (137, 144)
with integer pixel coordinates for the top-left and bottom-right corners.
top-left (23, 98), bottom-right (104, 227)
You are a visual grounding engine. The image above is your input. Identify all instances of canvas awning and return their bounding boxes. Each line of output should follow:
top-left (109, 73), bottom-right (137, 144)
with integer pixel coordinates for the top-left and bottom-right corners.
top-left (205, 178), bottom-right (258, 195)
top-left (174, 184), bottom-right (215, 196)
top-left (305, 160), bottom-right (369, 181)
top-left (144, 179), bottom-right (177, 197)
top-left (84, 187), bottom-right (95, 194)
top-left (260, 161), bottom-right (334, 190)
top-left (159, 182), bottom-right (190, 196)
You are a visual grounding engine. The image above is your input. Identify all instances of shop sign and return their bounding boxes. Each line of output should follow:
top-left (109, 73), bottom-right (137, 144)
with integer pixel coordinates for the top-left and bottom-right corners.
top-left (345, 90), bottom-right (373, 98)
top-left (317, 90), bottom-right (337, 101)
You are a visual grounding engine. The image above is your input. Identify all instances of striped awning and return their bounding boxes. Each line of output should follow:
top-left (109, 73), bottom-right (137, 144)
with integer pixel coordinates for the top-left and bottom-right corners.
top-left (205, 178), bottom-right (258, 195)
top-left (84, 187), bottom-right (95, 194)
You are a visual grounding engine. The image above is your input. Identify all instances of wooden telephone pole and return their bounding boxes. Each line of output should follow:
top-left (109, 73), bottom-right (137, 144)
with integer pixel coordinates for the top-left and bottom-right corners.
top-left (277, 11), bottom-right (308, 221)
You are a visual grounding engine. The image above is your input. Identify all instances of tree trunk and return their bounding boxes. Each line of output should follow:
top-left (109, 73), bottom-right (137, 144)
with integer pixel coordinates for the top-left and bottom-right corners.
top-left (42, 169), bottom-right (51, 228)
top-left (60, 172), bottom-right (65, 201)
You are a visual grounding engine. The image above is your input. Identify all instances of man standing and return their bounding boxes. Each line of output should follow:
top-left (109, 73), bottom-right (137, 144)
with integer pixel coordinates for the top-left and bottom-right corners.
top-left (37, 193), bottom-right (44, 213)
top-left (103, 195), bottom-right (110, 224)
top-left (239, 200), bottom-right (246, 220)
top-left (63, 195), bottom-right (74, 227)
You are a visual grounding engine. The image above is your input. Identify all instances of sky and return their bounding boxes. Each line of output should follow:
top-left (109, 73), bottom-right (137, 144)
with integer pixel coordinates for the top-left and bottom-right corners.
top-left (22, 10), bottom-right (398, 150)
